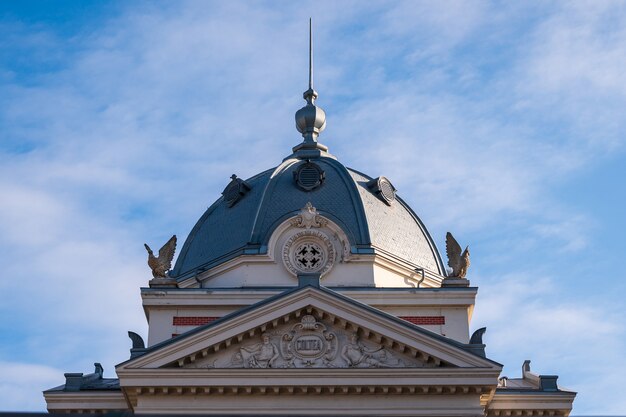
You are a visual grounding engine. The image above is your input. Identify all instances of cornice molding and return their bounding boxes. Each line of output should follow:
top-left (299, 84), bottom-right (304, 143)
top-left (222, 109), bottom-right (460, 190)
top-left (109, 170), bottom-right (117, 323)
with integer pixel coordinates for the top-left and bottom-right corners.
top-left (43, 390), bottom-right (128, 413)
top-left (486, 391), bottom-right (576, 416)
top-left (141, 287), bottom-right (477, 306)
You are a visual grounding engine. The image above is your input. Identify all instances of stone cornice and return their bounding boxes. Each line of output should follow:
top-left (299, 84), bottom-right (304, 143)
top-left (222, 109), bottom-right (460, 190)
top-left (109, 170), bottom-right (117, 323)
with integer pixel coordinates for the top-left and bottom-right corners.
top-left (118, 366), bottom-right (500, 385)
top-left (123, 381), bottom-right (495, 395)
top-left (43, 390), bottom-right (128, 413)
top-left (486, 391), bottom-right (577, 416)
top-left (117, 368), bottom-right (499, 416)
top-left (141, 287), bottom-right (477, 308)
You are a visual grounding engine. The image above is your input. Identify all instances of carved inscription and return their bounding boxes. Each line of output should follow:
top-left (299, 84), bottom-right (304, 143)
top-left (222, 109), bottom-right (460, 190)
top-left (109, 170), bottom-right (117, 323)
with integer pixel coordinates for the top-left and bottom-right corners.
top-left (296, 336), bottom-right (323, 355)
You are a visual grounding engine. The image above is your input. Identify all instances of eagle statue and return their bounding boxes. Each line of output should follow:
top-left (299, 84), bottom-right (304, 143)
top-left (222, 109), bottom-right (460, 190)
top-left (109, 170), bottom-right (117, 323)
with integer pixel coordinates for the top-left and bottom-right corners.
top-left (144, 235), bottom-right (177, 278)
top-left (445, 232), bottom-right (470, 278)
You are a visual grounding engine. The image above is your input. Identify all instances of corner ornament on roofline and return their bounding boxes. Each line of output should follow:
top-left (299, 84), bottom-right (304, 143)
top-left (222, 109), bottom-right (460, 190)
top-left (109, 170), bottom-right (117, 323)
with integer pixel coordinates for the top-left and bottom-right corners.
top-left (144, 235), bottom-right (179, 288)
top-left (445, 232), bottom-right (470, 278)
top-left (128, 331), bottom-right (147, 359)
top-left (144, 235), bottom-right (177, 278)
top-left (469, 327), bottom-right (486, 345)
top-left (290, 202), bottom-right (328, 229)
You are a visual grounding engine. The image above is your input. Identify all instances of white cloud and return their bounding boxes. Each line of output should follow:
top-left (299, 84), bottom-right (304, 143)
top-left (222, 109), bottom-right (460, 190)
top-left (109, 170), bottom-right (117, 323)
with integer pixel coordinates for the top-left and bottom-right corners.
top-left (0, 362), bottom-right (65, 411)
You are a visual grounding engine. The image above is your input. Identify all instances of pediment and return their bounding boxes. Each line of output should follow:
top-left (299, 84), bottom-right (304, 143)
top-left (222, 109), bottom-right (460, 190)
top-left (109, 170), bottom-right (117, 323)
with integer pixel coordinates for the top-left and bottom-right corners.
top-left (117, 286), bottom-right (499, 372)
top-left (181, 310), bottom-right (436, 370)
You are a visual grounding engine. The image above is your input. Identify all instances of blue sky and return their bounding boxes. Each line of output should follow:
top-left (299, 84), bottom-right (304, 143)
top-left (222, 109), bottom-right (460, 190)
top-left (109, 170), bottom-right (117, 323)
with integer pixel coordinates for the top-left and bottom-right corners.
top-left (1, 1), bottom-right (625, 413)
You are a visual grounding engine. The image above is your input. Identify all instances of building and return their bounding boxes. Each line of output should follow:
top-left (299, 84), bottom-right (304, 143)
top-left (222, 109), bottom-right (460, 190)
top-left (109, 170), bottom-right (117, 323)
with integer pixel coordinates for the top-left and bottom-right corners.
top-left (43, 34), bottom-right (576, 416)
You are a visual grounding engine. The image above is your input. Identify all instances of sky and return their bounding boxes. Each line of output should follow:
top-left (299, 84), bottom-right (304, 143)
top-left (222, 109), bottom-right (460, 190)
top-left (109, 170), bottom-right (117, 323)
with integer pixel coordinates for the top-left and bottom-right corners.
top-left (0, 0), bottom-right (625, 414)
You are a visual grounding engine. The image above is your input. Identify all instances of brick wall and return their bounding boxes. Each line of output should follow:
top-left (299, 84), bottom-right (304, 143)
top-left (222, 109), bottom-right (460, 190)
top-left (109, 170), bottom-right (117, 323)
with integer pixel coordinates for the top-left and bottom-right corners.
top-left (173, 315), bottom-right (444, 327)
top-left (398, 316), bottom-right (445, 325)
top-left (172, 316), bottom-right (220, 326)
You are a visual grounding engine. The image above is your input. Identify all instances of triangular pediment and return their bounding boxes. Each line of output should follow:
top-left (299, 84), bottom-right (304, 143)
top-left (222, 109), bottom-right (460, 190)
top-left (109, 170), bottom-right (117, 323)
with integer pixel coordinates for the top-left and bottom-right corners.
top-left (118, 286), bottom-right (499, 372)
top-left (179, 308), bottom-right (442, 370)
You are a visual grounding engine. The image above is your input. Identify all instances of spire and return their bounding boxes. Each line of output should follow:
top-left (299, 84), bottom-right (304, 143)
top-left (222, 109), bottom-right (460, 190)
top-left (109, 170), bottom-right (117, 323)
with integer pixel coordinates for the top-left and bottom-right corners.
top-left (304, 17), bottom-right (316, 104)
top-left (309, 17), bottom-right (313, 92)
top-left (294, 18), bottom-right (328, 157)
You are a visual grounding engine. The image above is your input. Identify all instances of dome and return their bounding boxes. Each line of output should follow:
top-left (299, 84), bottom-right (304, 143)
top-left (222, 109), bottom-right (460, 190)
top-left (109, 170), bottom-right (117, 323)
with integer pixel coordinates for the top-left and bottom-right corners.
top-left (170, 57), bottom-right (446, 286)
top-left (170, 154), bottom-right (445, 281)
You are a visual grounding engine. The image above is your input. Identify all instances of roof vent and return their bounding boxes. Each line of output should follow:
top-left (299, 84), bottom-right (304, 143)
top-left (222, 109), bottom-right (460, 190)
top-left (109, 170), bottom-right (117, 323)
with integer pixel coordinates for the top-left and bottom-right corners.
top-left (222, 174), bottom-right (251, 207)
top-left (367, 176), bottom-right (396, 205)
top-left (294, 161), bottom-right (325, 191)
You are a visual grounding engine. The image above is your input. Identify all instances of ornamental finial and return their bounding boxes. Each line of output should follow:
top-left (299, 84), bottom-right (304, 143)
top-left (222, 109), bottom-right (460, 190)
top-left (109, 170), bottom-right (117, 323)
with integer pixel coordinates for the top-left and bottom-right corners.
top-left (293, 18), bottom-right (328, 157)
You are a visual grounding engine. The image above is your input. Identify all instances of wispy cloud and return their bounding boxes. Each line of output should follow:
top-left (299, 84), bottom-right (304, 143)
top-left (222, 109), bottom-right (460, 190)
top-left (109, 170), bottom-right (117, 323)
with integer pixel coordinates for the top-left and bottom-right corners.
top-left (0, 1), bottom-right (624, 413)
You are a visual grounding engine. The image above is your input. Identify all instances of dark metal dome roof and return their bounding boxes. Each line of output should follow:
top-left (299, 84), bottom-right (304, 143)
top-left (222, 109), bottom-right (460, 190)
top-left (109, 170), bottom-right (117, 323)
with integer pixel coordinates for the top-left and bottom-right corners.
top-left (170, 155), bottom-right (445, 280)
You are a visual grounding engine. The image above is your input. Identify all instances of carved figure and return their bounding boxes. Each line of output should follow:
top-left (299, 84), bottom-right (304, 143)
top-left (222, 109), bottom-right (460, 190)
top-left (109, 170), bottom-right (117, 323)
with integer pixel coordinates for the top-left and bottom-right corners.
top-left (144, 235), bottom-right (177, 278)
top-left (341, 333), bottom-right (385, 367)
top-left (445, 232), bottom-right (470, 278)
top-left (239, 333), bottom-right (279, 368)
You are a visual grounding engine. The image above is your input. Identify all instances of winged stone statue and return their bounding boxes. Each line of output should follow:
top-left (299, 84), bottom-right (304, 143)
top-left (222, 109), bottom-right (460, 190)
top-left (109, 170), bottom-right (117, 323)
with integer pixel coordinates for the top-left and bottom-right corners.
top-left (445, 232), bottom-right (470, 278)
top-left (144, 235), bottom-right (177, 278)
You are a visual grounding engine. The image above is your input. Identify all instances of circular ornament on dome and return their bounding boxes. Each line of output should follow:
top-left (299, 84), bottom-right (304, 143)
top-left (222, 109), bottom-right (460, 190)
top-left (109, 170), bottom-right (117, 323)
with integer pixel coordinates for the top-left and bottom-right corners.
top-left (282, 230), bottom-right (335, 277)
top-left (379, 177), bottom-right (396, 204)
top-left (366, 176), bottom-right (396, 206)
top-left (293, 161), bottom-right (325, 191)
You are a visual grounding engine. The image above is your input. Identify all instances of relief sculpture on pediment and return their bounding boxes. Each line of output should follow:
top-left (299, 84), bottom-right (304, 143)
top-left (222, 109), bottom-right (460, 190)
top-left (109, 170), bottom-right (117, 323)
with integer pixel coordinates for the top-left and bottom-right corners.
top-left (280, 315), bottom-right (337, 367)
top-left (235, 333), bottom-right (280, 368)
top-left (185, 315), bottom-right (432, 369)
top-left (341, 332), bottom-right (403, 368)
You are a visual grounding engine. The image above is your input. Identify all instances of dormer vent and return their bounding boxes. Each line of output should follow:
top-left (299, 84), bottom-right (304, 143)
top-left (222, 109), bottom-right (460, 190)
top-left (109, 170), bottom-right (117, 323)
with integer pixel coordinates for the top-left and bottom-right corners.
top-left (222, 174), bottom-right (251, 207)
top-left (294, 161), bottom-right (325, 191)
top-left (367, 176), bottom-right (396, 205)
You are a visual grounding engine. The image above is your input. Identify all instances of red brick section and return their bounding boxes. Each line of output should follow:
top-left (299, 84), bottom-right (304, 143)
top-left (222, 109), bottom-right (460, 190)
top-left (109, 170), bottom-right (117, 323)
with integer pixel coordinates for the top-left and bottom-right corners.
top-left (399, 316), bottom-right (445, 325)
top-left (173, 316), bottom-right (220, 326)
top-left (172, 316), bottom-right (443, 327)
